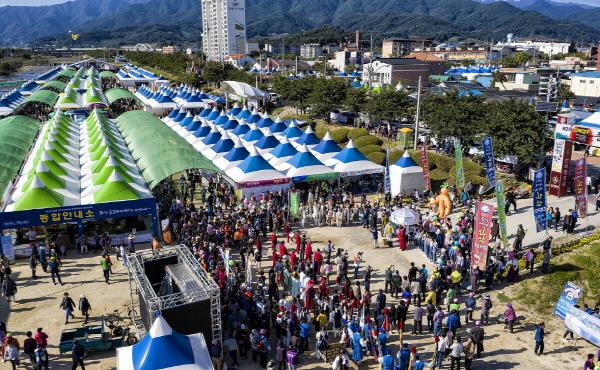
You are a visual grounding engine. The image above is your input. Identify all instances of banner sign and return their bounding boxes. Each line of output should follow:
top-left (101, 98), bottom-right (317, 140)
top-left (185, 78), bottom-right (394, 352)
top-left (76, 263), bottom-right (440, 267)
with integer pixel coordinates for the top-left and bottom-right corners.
top-left (421, 144), bottom-right (431, 192)
top-left (454, 138), bottom-right (465, 188)
top-left (565, 305), bottom-right (600, 346)
top-left (549, 138), bottom-right (572, 197)
top-left (482, 137), bottom-right (496, 189)
top-left (289, 192), bottom-right (299, 218)
top-left (237, 177), bottom-right (290, 188)
top-left (1, 235), bottom-right (15, 262)
top-left (0, 198), bottom-right (158, 231)
top-left (291, 172), bottom-right (339, 183)
top-left (470, 201), bottom-right (495, 270)
top-left (495, 180), bottom-right (509, 248)
top-left (533, 168), bottom-right (547, 233)
top-left (574, 158), bottom-right (588, 218)
top-left (384, 150), bottom-right (391, 193)
top-left (554, 281), bottom-right (583, 320)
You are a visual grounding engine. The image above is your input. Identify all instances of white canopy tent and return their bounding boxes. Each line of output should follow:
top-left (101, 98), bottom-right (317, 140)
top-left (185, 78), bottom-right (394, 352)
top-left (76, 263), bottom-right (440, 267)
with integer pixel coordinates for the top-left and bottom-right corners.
top-left (389, 150), bottom-right (425, 196)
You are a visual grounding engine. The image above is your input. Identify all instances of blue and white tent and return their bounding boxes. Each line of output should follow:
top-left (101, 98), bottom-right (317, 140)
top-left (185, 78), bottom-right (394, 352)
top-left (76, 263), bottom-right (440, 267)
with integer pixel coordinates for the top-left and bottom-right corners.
top-left (311, 132), bottom-right (341, 161)
top-left (188, 120), bottom-right (212, 145)
top-left (269, 117), bottom-right (287, 133)
top-left (202, 130), bottom-right (235, 160)
top-left (213, 138), bottom-right (249, 171)
top-left (294, 125), bottom-right (320, 147)
top-left (390, 150), bottom-right (424, 196)
top-left (116, 316), bottom-right (213, 370)
top-left (232, 119), bottom-right (251, 136)
top-left (206, 107), bottom-right (221, 122)
top-left (325, 139), bottom-right (384, 176)
top-left (229, 102), bottom-right (242, 117)
top-left (242, 123), bottom-right (264, 145)
top-left (284, 144), bottom-right (335, 179)
top-left (214, 110), bottom-right (229, 126)
top-left (236, 105), bottom-right (251, 121)
top-left (193, 126), bottom-right (221, 151)
top-left (254, 130), bottom-right (280, 155)
top-left (265, 136), bottom-right (298, 167)
top-left (199, 106), bottom-right (212, 118)
top-left (278, 121), bottom-right (303, 141)
top-left (185, 116), bottom-right (202, 133)
top-left (247, 109), bottom-right (262, 124)
top-left (221, 115), bottom-right (240, 132)
top-left (256, 112), bottom-right (275, 129)
top-left (227, 147), bottom-right (288, 184)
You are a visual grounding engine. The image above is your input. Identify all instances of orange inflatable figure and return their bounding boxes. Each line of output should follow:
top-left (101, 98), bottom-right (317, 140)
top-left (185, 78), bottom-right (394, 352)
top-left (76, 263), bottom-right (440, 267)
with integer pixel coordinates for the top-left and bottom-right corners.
top-left (429, 186), bottom-right (452, 218)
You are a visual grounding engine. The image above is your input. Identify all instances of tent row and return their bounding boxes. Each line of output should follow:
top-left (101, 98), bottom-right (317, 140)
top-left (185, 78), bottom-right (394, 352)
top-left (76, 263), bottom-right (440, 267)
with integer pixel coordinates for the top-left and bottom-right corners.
top-left (135, 84), bottom-right (226, 113)
top-left (2, 110), bottom-right (151, 212)
top-left (162, 104), bottom-right (383, 190)
top-left (117, 64), bottom-right (169, 88)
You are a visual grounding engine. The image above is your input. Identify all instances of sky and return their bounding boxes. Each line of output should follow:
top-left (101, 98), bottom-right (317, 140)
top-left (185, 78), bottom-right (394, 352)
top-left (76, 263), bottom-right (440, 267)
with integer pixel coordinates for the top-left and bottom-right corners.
top-left (0, 0), bottom-right (598, 4)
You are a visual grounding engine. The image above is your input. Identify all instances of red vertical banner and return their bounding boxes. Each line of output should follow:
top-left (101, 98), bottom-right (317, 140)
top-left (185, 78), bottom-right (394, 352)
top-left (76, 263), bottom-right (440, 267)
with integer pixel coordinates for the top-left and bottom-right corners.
top-left (471, 201), bottom-right (495, 271)
top-left (549, 139), bottom-right (573, 197)
top-left (421, 144), bottom-right (431, 192)
top-left (574, 157), bottom-right (588, 218)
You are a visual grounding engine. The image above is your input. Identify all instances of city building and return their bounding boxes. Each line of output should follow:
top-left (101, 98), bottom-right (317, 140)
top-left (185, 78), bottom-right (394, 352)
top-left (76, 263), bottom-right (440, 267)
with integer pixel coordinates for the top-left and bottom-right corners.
top-left (246, 41), bottom-right (260, 54)
top-left (494, 34), bottom-right (571, 57)
top-left (201, 0), bottom-right (247, 61)
top-left (252, 58), bottom-right (311, 72)
top-left (382, 38), bottom-right (433, 58)
top-left (549, 57), bottom-right (583, 71)
top-left (121, 43), bottom-right (155, 52)
top-left (362, 58), bottom-right (446, 86)
top-left (225, 54), bottom-right (256, 68)
top-left (570, 71), bottom-right (600, 97)
top-left (329, 50), bottom-right (369, 72)
top-left (300, 44), bottom-right (323, 59)
top-left (495, 71), bottom-right (540, 92)
top-left (323, 43), bottom-right (340, 55)
top-left (264, 43), bottom-right (300, 56)
top-left (412, 46), bottom-right (488, 63)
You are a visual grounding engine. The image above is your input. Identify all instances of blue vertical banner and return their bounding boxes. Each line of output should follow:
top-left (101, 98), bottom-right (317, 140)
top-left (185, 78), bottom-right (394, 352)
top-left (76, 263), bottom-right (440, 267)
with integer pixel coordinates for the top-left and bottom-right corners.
top-left (533, 168), bottom-right (547, 233)
top-left (482, 136), bottom-right (496, 189)
top-left (384, 149), bottom-right (391, 193)
top-left (554, 281), bottom-right (583, 320)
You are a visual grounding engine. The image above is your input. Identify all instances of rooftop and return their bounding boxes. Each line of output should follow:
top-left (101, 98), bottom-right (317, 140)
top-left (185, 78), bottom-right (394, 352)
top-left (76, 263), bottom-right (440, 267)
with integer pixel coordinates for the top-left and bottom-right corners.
top-left (573, 71), bottom-right (600, 79)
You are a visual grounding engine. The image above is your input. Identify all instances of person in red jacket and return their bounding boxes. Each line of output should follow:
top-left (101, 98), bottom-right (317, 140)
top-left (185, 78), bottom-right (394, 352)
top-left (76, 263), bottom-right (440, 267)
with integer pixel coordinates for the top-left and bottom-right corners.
top-left (285, 222), bottom-right (291, 242)
top-left (270, 232), bottom-right (277, 250)
top-left (278, 241), bottom-right (286, 259)
top-left (398, 226), bottom-right (407, 251)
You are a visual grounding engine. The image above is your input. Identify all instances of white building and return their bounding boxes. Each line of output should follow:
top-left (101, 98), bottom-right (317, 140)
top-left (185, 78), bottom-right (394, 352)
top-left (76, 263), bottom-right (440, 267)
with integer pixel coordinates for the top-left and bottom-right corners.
top-left (201, 0), bottom-right (247, 61)
top-left (495, 34), bottom-right (570, 57)
top-left (570, 71), bottom-right (600, 97)
top-left (300, 44), bottom-right (323, 59)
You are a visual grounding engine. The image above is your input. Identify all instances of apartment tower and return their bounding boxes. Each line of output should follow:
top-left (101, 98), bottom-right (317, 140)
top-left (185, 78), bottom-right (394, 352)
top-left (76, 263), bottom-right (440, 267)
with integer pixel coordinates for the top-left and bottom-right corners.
top-left (201, 0), bottom-right (247, 61)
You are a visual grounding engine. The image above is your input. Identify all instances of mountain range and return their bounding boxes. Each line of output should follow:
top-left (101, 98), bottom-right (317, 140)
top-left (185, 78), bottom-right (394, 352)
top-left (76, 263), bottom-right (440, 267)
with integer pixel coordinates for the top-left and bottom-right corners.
top-left (1, 0), bottom-right (599, 46)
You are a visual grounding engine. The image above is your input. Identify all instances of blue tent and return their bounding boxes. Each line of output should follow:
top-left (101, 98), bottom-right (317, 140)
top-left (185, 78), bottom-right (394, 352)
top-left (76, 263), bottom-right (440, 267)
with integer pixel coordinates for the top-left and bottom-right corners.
top-left (232, 120), bottom-right (251, 136)
top-left (192, 121), bottom-right (211, 138)
top-left (173, 109), bottom-right (188, 123)
top-left (350, 79), bottom-right (362, 89)
top-left (269, 117), bottom-right (287, 133)
top-left (186, 116), bottom-right (202, 132)
top-left (202, 131), bottom-right (235, 159)
top-left (206, 107), bottom-right (221, 121)
top-left (236, 106), bottom-right (251, 120)
top-left (222, 116), bottom-right (240, 131)
top-left (332, 139), bottom-right (368, 163)
top-left (281, 121), bottom-right (303, 140)
top-left (394, 150), bottom-right (419, 168)
top-left (243, 123), bottom-right (264, 143)
top-left (256, 112), bottom-right (275, 129)
top-left (285, 144), bottom-right (335, 178)
top-left (255, 132), bottom-right (280, 151)
top-left (229, 103), bottom-right (242, 117)
top-left (295, 125), bottom-right (320, 146)
top-left (214, 110), bottom-right (229, 126)
top-left (199, 106), bottom-right (212, 118)
top-left (201, 127), bottom-right (222, 145)
top-left (227, 147), bottom-right (288, 184)
top-left (312, 132), bottom-right (341, 155)
top-left (179, 112), bottom-right (194, 127)
top-left (167, 108), bottom-right (179, 119)
top-left (247, 109), bottom-right (262, 124)
top-left (269, 136), bottom-right (298, 160)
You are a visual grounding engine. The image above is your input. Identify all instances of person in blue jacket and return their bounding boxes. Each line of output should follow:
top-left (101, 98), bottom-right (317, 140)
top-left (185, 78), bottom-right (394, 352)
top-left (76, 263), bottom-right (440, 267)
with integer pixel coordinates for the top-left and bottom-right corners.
top-left (446, 310), bottom-right (461, 335)
top-left (534, 322), bottom-right (547, 356)
top-left (377, 328), bottom-right (387, 356)
top-left (352, 331), bottom-right (363, 363)
top-left (397, 343), bottom-right (411, 370)
top-left (413, 355), bottom-right (426, 370)
top-left (380, 349), bottom-right (396, 370)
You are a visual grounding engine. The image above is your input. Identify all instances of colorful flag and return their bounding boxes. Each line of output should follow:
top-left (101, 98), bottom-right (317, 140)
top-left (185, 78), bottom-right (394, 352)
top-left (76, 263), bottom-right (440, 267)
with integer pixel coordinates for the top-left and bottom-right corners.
top-left (574, 158), bottom-right (588, 218)
top-left (289, 192), bottom-right (299, 218)
top-left (495, 180), bottom-right (509, 248)
top-left (454, 138), bottom-right (465, 188)
top-left (482, 136), bottom-right (496, 189)
top-left (532, 168), bottom-right (547, 232)
top-left (471, 201), bottom-right (495, 270)
top-left (421, 144), bottom-right (431, 192)
top-left (384, 149), bottom-right (391, 193)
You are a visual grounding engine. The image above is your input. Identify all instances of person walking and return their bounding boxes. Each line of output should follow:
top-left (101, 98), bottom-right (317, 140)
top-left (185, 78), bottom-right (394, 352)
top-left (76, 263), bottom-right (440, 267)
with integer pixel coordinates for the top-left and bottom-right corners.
top-left (72, 340), bottom-right (86, 370)
top-left (100, 254), bottom-right (111, 284)
top-left (3, 275), bottom-right (17, 302)
top-left (48, 257), bottom-right (63, 285)
top-left (60, 292), bottom-right (76, 324)
top-left (29, 253), bottom-right (37, 279)
top-left (504, 303), bottom-right (517, 333)
top-left (224, 335), bottom-right (240, 369)
top-left (24, 331), bottom-right (37, 367)
top-left (450, 336), bottom-right (464, 370)
top-left (534, 322), bottom-right (547, 356)
top-left (470, 321), bottom-right (485, 357)
top-left (78, 295), bottom-right (91, 324)
top-left (3, 334), bottom-right (20, 370)
top-left (463, 335), bottom-right (475, 370)
top-left (513, 225), bottom-right (526, 252)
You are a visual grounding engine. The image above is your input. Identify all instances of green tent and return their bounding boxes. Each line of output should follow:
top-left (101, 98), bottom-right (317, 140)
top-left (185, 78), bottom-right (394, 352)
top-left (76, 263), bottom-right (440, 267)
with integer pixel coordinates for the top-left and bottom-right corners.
top-left (116, 110), bottom-right (219, 188)
top-left (13, 176), bottom-right (64, 210)
top-left (99, 71), bottom-right (117, 79)
top-left (0, 115), bottom-right (42, 195)
top-left (20, 90), bottom-right (59, 108)
top-left (92, 160), bottom-right (134, 185)
top-left (57, 68), bottom-right (76, 79)
top-left (93, 171), bottom-right (140, 203)
top-left (105, 88), bottom-right (140, 105)
top-left (41, 80), bottom-right (66, 93)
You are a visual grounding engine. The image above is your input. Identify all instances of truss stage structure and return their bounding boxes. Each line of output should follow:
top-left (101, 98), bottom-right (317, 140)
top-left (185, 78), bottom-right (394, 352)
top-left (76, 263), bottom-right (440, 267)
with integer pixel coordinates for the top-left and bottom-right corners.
top-left (127, 245), bottom-right (221, 345)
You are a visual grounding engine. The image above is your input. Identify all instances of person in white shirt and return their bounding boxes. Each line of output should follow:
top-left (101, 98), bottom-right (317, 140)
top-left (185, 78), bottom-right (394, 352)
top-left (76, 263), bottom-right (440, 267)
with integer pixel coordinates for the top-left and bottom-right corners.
top-left (434, 334), bottom-right (448, 369)
top-left (449, 336), bottom-right (464, 370)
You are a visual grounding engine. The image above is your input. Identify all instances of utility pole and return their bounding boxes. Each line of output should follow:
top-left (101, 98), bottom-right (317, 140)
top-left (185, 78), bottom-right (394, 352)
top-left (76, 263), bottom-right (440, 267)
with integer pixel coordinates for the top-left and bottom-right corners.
top-left (259, 54), bottom-right (263, 85)
top-left (413, 76), bottom-right (422, 150)
top-left (295, 56), bottom-right (298, 77)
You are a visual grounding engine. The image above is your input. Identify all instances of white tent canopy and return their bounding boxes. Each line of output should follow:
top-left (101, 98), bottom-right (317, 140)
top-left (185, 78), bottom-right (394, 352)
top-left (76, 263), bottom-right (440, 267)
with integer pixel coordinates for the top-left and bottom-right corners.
top-left (389, 150), bottom-right (425, 196)
top-left (390, 207), bottom-right (420, 226)
top-left (221, 81), bottom-right (266, 98)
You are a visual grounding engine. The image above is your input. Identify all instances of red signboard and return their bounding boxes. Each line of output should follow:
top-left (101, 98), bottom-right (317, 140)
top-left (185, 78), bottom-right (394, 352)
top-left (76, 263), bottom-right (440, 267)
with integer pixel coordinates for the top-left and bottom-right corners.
top-left (574, 158), bottom-right (588, 218)
top-left (421, 144), bottom-right (431, 192)
top-left (549, 139), bottom-right (572, 197)
top-left (470, 201), bottom-right (495, 271)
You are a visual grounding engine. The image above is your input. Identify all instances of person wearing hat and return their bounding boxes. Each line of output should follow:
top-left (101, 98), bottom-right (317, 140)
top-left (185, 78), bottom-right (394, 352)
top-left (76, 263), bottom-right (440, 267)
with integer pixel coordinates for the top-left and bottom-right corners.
top-left (78, 295), bottom-right (92, 324)
top-left (470, 321), bottom-right (485, 357)
top-left (480, 294), bottom-right (492, 325)
top-left (48, 256), bottom-right (63, 285)
top-left (513, 224), bottom-right (526, 252)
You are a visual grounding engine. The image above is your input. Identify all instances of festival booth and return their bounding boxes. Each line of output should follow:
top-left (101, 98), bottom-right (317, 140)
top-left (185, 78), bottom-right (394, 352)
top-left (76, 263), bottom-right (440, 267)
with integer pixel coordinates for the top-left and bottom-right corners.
top-left (117, 316), bottom-right (214, 370)
top-left (325, 139), bottom-right (384, 177)
top-left (389, 151), bottom-right (425, 196)
top-left (227, 147), bottom-right (291, 196)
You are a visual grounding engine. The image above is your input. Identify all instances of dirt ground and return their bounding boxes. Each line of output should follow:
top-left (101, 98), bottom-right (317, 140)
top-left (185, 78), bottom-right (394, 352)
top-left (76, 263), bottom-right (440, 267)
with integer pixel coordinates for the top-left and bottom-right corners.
top-left (2, 224), bottom-right (596, 369)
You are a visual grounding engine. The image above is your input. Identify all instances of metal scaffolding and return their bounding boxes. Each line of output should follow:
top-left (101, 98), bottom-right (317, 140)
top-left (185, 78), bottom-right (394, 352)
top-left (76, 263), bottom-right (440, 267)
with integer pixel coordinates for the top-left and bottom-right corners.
top-left (127, 245), bottom-right (222, 344)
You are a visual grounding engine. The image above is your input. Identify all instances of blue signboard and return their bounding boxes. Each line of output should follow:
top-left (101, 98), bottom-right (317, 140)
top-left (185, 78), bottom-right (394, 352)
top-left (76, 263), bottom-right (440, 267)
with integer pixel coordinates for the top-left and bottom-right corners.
top-left (0, 198), bottom-right (159, 235)
top-left (532, 168), bottom-right (547, 233)
top-left (565, 305), bottom-right (600, 346)
top-left (482, 137), bottom-right (496, 189)
top-left (1, 236), bottom-right (15, 262)
top-left (554, 281), bottom-right (583, 320)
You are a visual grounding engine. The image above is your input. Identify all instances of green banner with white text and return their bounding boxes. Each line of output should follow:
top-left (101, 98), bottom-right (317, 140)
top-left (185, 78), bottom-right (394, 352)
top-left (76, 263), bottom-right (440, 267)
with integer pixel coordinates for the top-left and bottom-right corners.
top-left (454, 138), bottom-right (465, 189)
top-left (495, 179), bottom-right (509, 248)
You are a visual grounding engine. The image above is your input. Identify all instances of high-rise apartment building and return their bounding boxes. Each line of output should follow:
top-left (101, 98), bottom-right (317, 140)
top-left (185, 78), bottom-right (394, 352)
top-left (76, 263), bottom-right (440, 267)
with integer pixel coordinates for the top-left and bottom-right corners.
top-left (201, 0), bottom-right (247, 61)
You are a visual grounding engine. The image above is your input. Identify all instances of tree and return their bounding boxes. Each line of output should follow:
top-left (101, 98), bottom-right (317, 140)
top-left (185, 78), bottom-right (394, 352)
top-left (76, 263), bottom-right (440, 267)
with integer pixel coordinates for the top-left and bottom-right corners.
top-left (308, 77), bottom-right (348, 121)
top-left (557, 84), bottom-right (576, 102)
top-left (364, 88), bottom-right (411, 123)
top-left (201, 61), bottom-right (227, 87)
top-left (492, 71), bottom-right (508, 90)
top-left (345, 89), bottom-right (367, 115)
top-left (421, 91), bottom-right (485, 145)
top-left (502, 52), bottom-right (532, 68)
top-left (480, 99), bottom-right (547, 167)
top-left (271, 75), bottom-right (313, 114)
